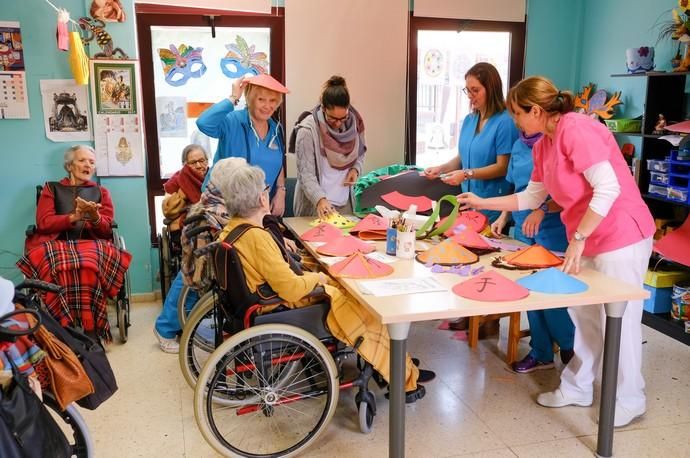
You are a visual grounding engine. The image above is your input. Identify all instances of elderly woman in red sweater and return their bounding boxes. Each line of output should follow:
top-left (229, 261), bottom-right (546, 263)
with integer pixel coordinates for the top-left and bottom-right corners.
top-left (162, 144), bottom-right (209, 230)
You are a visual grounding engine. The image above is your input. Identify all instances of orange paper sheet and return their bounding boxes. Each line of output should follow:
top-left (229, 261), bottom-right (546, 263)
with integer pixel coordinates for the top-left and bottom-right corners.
top-left (654, 215), bottom-right (690, 267)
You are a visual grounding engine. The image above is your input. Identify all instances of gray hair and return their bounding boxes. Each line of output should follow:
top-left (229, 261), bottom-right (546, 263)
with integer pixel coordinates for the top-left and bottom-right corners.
top-left (181, 144), bottom-right (208, 164)
top-left (63, 145), bottom-right (95, 173)
top-left (208, 157), bottom-right (247, 189)
top-left (219, 164), bottom-right (266, 218)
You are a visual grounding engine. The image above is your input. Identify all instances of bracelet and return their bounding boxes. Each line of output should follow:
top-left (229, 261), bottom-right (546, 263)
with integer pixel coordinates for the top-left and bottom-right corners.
top-left (229, 95), bottom-right (239, 105)
top-left (276, 185), bottom-right (287, 191)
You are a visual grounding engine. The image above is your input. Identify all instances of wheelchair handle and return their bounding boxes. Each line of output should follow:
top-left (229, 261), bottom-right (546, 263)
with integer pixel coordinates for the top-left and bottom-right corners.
top-left (193, 240), bottom-right (220, 257)
top-left (16, 279), bottom-right (63, 294)
top-left (186, 224), bottom-right (213, 238)
top-left (183, 213), bottom-right (206, 226)
top-left (0, 309), bottom-right (42, 341)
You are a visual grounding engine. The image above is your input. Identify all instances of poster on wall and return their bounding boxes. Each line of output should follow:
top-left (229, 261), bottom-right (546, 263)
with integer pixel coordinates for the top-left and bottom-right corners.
top-left (155, 96), bottom-right (187, 137)
top-left (0, 71), bottom-right (28, 119)
top-left (90, 59), bottom-right (145, 176)
top-left (39, 79), bottom-right (92, 142)
top-left (0, 21), bottom-right (25, 71)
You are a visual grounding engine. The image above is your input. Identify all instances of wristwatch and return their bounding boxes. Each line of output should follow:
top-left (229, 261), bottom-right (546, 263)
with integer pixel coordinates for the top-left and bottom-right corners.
top-left (229, 95), bottom-right (239, 105)
top-left (463, 169), bottom-right (474, 179)
top-left (573, 231), bottom-right (587, 242)
top-left (539, 202), bottom-right (549, 213)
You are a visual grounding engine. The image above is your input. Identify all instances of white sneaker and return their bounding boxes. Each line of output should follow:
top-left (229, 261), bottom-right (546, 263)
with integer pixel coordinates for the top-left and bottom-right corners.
top-left (614, 404), bottom-right (645, 427)
top-left (537, 388), bottom-right (593, 408)
top-left (153, 327), bottom-right (179, 354)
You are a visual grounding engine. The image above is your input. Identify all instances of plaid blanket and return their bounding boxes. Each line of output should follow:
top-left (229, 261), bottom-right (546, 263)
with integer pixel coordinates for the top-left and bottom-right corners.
top-left (0, 316), bottom-right (46, 379)
top-left (16, 240), bottom-right (132, 342)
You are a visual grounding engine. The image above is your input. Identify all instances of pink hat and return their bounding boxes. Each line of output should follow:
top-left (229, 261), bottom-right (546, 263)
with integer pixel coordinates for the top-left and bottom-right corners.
top-left (242, 74), bottom-right (289, 94)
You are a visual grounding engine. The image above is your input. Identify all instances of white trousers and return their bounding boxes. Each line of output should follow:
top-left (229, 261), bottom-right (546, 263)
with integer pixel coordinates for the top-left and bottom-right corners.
top-left (559, 237), bottom-right (653, 411)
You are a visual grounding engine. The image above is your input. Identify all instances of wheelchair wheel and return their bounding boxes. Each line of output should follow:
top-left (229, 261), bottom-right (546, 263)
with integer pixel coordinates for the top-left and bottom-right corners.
top-left (358, 401), bottom-right (375, 434)
top-left (44, 393), bottom-right (95, 458)
top-left (179, 291), bottom-right (217, 389)
top-left (160, 228), bottom-right (173, 300)
top-left (113, 234), bottom-right (130, 343)
top-left (177, 284), bottom-right (193, 328)
top-left (194, 324), bottom-right (339, 458)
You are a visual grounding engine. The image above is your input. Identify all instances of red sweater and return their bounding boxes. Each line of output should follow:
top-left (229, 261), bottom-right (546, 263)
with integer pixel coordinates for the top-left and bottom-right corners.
top-left (26, 178), bottom-right (115, 252)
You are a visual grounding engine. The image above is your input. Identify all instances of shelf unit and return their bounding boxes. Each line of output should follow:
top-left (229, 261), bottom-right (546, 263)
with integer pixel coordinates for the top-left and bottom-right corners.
top-left (611, 71), bottom-right (690, 345)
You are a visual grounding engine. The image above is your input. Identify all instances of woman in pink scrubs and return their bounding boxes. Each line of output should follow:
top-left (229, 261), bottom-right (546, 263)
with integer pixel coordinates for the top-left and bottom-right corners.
top-left (457, 76), bottom-right (655, 428)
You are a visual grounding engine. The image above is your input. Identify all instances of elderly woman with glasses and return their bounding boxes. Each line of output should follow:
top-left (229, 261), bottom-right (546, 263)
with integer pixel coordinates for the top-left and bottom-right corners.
top-left (217, 162), bottom-right (434, 403)
top-left (424, 62), bottom-right (519, 335)
top-left (197, 73), bottom-right (289, 217)
top-left (162, 144), bottom-right (209, 231)
top-left (292, 75), bottom-right (366, 219)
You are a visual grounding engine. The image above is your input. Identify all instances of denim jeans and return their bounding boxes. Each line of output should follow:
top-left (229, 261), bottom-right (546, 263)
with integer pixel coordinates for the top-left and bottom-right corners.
top-left (154, 271), bottom-right (198, 339)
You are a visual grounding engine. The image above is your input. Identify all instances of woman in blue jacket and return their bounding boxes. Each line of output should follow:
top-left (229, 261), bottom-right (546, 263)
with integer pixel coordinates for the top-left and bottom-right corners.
top-left (197, 73), bottom-right (289, 216)
top-left (492, 132), bottom-right (575, 373)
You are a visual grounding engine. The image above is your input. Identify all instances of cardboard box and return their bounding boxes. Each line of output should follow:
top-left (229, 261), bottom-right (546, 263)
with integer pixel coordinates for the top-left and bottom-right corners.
top-left (643, 285), bottom-right (673, 313)
top-left (644, 270), bottom-right (690, 288)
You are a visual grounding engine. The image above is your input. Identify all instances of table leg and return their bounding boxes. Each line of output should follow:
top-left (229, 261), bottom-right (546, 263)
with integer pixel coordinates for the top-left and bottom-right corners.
top-left (388, 322), bottom-right (411, 458)
top-left (597, 302), bottom-right (626, 458)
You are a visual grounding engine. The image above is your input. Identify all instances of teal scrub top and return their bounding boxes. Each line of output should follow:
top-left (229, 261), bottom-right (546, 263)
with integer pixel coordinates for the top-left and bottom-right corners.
top-left (506, 138), bottom-right (568, 252)
top-left (458, 110), bottom-right (518, 222)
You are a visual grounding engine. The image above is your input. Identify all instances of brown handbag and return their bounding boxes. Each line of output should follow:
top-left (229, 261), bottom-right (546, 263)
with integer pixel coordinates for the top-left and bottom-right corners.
top-left (32, 324), bottom-right (95, 410)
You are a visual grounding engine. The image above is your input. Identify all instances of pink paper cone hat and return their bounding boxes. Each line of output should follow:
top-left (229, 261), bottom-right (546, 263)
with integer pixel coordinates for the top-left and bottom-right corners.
top-left (452, 270), bottom-right (530, 302)
top-left (301, 222), bottom-right (343, 242)
top-left (350, 214), bottom-right (388, 240)
top-left (329, 252), bottom-right (394, 278)
top-left (316, 235), bottom-right (376, 257)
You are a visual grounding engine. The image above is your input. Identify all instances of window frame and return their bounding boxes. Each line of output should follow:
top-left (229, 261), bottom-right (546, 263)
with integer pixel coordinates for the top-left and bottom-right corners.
top-left (135, 5), bottom-right (285, 244)
top-left (406, 15), bottom-right (526, 165)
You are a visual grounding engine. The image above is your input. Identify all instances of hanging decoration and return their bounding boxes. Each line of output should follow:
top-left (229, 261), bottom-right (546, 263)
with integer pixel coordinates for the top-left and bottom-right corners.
top-left (56, 9), bottom-right (69, 51)
top-left (573, 83), bottom-right (622, 120)
top-left (78, 17), bottom-right (128, 59)
top-left (158, 44), bottom-right (206, 87)
top-left (89, 0), bottom-right (126, 23)
top-left (220, 35), bottom-right (268, 78)
top-left (68, 29), bottom-right (89, 84)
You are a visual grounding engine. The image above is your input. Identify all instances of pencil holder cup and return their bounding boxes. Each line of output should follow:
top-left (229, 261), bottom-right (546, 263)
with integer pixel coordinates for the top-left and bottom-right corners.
top-left (386, 227), bottom-right (397, 256)
top-left (396, 231), bottom-right (415, 259)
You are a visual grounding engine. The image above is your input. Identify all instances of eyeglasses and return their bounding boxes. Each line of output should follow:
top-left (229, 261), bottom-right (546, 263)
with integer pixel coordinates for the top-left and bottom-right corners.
top-left (187, 158), bottom-right (208, 167)
top-left (263, 184), bottom-right (271, 193)
top-left (323, 109), bottom-right (349, 124)
top-left (462, 87), bottom-right (482, 96)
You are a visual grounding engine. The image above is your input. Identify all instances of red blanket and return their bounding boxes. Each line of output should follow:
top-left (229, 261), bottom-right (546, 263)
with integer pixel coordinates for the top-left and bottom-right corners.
top-left (16, 240), bottom-right (132, 342)
top-left (164, 164), bottom-right (203, 203)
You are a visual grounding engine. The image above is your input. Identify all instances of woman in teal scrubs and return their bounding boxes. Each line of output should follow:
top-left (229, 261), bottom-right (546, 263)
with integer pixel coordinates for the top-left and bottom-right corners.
top-left (424, 62), bottom-right (518, 223)
top-left (197, 73), bottom-right (289, 216)
top-left (492, 132), bottom-right (575, 373)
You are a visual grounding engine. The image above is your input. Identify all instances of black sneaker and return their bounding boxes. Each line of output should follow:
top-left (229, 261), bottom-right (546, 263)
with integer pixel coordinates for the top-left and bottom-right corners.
top-left (417, 369), bottom-right (436, 383)
top-left (385, 384), bottom-right (426, 403)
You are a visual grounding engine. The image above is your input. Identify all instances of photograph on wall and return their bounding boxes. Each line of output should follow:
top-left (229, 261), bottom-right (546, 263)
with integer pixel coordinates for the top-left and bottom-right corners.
top-left (0, 71), bottom-right (29, 119)
top-left (0, 21), bottom-right (25, 71)
top-left (155, 95), bottom-right (187, 137)
top-left (106, 129), bottom-right (144, 176)
top-left (90, 0), bottom-right (127, 23)
top-left (93, 61), bottom-right (137, 114)
top-left (39, 79), bottom-right (92, 142)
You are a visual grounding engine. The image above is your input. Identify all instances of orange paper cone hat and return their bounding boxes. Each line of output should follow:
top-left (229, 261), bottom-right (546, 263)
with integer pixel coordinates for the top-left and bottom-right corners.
top-left (440, 210), bottom-right (488, 236)
top-left (350, 214), bottom-right (388, 240)
top-left (329, 252), bottom-right (394, 278)
top-left (316, 235), bottom-right (376, 257)
top-left (450, 226), bottom-right (493, 250)
top-left (415, 239), bottom-right (478, 266)
top-left (502, 245), bottom-right (563, 268)
top-left (381, 191), bottom-right (434, 212)
top-left (301, 222), bottom-right (342, 242)
top-left (452, 270), bottom-right (530, 302)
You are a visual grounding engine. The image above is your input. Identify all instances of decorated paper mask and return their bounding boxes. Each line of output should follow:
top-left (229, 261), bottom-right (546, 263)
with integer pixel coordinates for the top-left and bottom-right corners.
top-left (158, 44), bottom-right (206, 87)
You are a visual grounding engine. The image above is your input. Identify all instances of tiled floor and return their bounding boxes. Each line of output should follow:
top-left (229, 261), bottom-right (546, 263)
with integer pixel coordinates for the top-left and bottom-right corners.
top-left (81, 301), bottom-right (690, 457)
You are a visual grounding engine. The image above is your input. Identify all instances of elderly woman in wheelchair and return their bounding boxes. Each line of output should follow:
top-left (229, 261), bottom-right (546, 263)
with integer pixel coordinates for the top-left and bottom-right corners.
top-left (18, 145), bottom-right (131, 343)
top-left (217, 163), bottom-right (434, 400)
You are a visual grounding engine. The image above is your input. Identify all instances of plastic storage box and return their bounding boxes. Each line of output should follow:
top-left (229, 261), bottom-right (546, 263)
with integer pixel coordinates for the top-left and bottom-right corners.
top-left (643, 270), bottom-right (690, 314)
top-left (648, 184), bottom-right (668, 196)
top-left (604, 118), bottom-right (642, 133)
top-left (647, 159), bottom-right (670, 172)
top-left (650, 171), bottom-right (669, 184)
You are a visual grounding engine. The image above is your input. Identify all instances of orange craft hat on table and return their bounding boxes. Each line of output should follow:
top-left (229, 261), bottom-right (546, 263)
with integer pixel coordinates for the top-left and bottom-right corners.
top-left (415, 238), bottom-right (478, 266)
top-left (241, 74), bottom-right (290, 94)
top-left (329, 252), bottom-right (394, 279)
top-left (450, 227), bottom-right (494, 251)
top-left (381, 191), bottom-right (434, 212)
top-left (439, 210), bottom-right (488, 236)
top-left (301, 222), bottom-right (343, 243)
top-left (501, 245), bottom-right (563, 268)
top-left (350, 214), bottom-right (388, 240)
top-left (452, 270), bottom-right (530, 302)
top-left (316, 235), bottom-right (376, 257)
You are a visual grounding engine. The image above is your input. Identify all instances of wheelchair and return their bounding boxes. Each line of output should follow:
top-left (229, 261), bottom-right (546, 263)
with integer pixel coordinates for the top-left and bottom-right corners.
top-left (184, 238), bottom-right (380, 457)
top-left (25, 183), bottom-right (132, 343)
top-left (157, 219), bottom-right (183, 301)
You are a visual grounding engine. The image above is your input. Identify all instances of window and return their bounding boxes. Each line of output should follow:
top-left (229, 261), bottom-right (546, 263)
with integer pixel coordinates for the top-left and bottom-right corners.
top-left (136, 6), bottom-right (284, 242)
top-left (407, 18), bottom-right (525, 167)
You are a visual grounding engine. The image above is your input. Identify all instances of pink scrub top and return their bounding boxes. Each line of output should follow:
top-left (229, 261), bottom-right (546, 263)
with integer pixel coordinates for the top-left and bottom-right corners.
top-left (531, 112), bottom-right (654, 256)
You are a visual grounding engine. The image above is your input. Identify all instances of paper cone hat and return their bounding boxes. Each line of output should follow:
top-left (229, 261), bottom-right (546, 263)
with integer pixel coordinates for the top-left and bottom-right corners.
top-left (502, 245), bottom-right (563, 268)
top-left (301, 222), bottom-right (342, 242)
top-left (440, 210), bottom-right (488, 236)
top-left (309, 212), bottom-right (357, 229)
top-left (316, 235), bottom-right (376, 257)
top-left (516, 267), bottom-right (588, 294)
top-left (350, 214), bottom-right (388, 240)
top-left (242, 73), bottom-right (289, 94)
top-left (415, 239), bottom-right (478, 266)
top-left (381, 191), bottom-right (433, 212)
top-left (329, 252), bottom-right (394, 278)
top-left (450, 226), bottom-right (494, 250)
top-left (452, 270), bottom-right (529, 302)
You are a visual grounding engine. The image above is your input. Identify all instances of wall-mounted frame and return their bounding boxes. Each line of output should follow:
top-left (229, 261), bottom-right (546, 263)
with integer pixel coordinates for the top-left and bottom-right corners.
top-left (92, 60), bottom-right (138, 115)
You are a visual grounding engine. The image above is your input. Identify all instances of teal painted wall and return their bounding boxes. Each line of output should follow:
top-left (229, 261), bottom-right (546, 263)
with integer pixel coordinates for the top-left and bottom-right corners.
top-left (0, 0), bottom-right (154, 293)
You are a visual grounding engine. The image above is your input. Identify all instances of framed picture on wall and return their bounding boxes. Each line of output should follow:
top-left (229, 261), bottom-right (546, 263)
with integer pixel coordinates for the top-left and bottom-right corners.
top-left (91, 60), bottom-right (138, 114)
